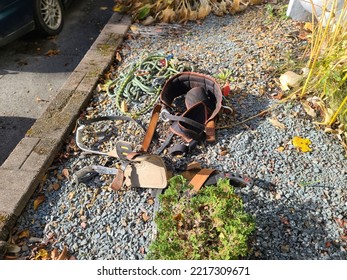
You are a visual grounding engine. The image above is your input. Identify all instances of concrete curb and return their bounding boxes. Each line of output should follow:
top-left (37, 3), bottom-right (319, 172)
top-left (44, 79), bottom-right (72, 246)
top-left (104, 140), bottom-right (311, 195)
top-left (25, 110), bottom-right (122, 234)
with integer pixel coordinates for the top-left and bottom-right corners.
top-left (0, 13), bottom-right (131, 256)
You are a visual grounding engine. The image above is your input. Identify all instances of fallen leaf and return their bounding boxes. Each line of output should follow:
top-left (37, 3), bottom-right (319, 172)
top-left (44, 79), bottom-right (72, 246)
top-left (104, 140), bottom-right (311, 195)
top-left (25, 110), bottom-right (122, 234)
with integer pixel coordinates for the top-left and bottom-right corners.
top-left (116, 52), bottom-right (122, 62)
top-left (68, 191), bottom-right (75, 200)
top-left (18, 230), bottom-right (30, 239)
top-left (268, 117), bottom-right (286, 129)
top-left (173, 213), bottom-right (183, 221)
top-left (142, 212), bottom-right (150, 222)
top-left (130, 24), bottom-right (139, 32)
top-left (341, 235), bottom-right (347, 241)
top-left (34, 249), bottom-right (49, 260)
top-left (147, 198), bottom-right (154, 205)
top-left (142, 15), bottom-right (155, 25)
top-left (279, 71), bottom-right (303, 91)
top-left (51, 248), bottom-right (59, 260)
top-left (45, 49), bottom-right (60, 56)
top-left (113, 4), bottom-right (129, 13)
top-left (159, 7), bottom-right (176, 22)
top-left (292, 136), bottom-right (312, 152)
top-left (33, 195), bottom-right (45, 211)
top-left (57, 246), bottom-right (69, 260)
top-left (272, 92), bottom-right (284, 100)
top-left (81, 222), bottom-right (87, 229)
top-left (137, 4), bottom-right (151, 20)
top-left (99, 6), bottom-right (108, 10)
top-left (304, 22), bottom-right (313, 32)
top-left (277, 146), bottom-right (285, 152)
top-left (335, 218), bottom-right (347, 228)
top-left (62, 168), bottom-right (69, 179)
top-left (52, 182), bottom-right (60, 191)
top-left (302, 101), bottom-right (317, 117)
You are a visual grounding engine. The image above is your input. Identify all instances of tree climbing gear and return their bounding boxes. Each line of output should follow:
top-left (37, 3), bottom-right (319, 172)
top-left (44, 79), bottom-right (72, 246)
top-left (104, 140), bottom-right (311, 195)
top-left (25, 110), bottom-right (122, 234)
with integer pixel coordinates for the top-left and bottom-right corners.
top-left (73, 71), bottom-right (252, 191)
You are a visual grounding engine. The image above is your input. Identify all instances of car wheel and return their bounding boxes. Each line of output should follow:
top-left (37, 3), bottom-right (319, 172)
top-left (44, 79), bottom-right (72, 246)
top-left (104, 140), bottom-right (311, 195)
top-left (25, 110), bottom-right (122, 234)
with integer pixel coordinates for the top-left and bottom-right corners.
top-left (34, 0), bottom-right (64, 36)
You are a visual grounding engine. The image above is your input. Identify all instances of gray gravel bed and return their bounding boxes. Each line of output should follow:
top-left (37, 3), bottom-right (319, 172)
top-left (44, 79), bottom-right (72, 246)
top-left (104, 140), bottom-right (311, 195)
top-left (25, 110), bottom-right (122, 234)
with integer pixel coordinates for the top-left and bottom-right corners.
top-left (13, 6), bottom-right (347, 260)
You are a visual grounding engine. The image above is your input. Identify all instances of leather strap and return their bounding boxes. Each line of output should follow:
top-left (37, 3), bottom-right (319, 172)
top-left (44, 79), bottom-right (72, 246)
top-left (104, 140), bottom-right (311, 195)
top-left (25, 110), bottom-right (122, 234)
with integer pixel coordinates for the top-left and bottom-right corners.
top-left (205, 119), bottom-right (216, 143)
top-left (189, 168), bottom-right (216, 193)
top-left (111, 169), bottom-right (125, 191)
top-left (161, 111), bottom-right (205, 130)
top-left (141, 104), bottom-right (162, 152)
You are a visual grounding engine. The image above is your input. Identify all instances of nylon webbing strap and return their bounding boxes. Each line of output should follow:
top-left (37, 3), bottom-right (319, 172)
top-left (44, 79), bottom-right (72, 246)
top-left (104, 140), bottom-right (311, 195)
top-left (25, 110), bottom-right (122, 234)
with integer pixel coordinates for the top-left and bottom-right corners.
top-left (189, 168), bottom-right (216, 193)
top-left (141, 104), bottom-right (162, 152)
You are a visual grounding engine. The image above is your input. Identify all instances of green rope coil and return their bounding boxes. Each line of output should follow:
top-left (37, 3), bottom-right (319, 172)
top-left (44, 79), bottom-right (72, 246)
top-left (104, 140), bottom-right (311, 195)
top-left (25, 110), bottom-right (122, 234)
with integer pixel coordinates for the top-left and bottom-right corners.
top-left (106, 52), bottom-right (193, 118)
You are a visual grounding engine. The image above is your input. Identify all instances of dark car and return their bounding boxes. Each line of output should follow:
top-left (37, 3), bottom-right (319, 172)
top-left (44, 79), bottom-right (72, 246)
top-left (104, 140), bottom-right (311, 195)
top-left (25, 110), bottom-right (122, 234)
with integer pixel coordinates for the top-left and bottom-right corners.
top-left (0, 0), bottom-right (72, 47)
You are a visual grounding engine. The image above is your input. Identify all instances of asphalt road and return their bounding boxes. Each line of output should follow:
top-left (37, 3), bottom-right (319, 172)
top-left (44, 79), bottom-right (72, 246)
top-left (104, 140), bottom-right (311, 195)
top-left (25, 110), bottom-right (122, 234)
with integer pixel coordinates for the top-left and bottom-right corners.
top-left (0, 0), bottom-right (115, 165)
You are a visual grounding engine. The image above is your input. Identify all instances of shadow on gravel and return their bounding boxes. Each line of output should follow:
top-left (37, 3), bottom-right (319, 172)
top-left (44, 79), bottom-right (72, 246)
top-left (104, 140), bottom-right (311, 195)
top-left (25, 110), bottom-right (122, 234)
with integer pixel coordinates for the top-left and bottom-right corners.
top-left (239, 178), bottom-right (346, 260)
top-left (228, 93), bottom-right (272, 131)
top-left (0, 116), bottom-right (35, 166)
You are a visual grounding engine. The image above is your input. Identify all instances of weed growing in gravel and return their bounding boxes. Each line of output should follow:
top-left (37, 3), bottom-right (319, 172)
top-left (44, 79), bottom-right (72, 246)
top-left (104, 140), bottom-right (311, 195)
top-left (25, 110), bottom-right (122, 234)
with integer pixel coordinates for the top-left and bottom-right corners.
top-left (146, 176), bottom-right (255, 260)
top-left (265, 3), bottom-right (289, 22)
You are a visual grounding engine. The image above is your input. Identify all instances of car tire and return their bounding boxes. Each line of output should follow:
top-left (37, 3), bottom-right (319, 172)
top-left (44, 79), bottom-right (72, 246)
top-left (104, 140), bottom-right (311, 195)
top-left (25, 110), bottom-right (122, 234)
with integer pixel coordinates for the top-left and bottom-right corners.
top-left (34, 0), bottom-right (64, 36)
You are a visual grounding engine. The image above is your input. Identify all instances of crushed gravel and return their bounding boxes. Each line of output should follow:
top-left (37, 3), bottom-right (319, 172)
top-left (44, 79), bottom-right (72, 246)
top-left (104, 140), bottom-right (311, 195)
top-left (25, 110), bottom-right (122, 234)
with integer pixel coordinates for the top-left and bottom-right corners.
top-left (11, 5), bottom-right (347, 260)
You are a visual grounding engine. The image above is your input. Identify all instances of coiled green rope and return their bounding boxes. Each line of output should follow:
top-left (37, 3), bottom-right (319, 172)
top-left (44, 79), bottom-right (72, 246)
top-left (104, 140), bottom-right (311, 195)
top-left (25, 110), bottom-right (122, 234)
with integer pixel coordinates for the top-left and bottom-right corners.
top-left (106, 52), bottom-right (193, 117)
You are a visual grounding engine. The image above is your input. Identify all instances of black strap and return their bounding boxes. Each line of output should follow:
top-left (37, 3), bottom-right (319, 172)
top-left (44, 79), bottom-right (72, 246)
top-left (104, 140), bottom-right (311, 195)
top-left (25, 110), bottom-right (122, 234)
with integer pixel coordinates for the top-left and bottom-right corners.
top-left (161, 111), bottom-right (205, 130)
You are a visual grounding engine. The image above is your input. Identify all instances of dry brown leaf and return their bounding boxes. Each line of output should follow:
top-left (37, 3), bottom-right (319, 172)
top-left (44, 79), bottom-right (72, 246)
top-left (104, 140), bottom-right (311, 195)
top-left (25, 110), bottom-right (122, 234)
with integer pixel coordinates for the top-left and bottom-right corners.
top-left (57, 246), bottom-right (69, 260)
top-left (147, 198), bottom-right (154, 205)
top-left (159, 7), bottom-right (176, 23)
top-left (302, 101), bottom-right (317, 118)
top-left (45, 49), bottom-right (60, 56)
top-left (186, 161), bottom-right (202, 170)
top-left (68, 191), bottom-right (75, 200)
top-left (277, 146), bottom-right (285, 152)
top-left (62, 168), bottom-right (69, 179)
top-left (279, 71), bottom-right (303, 91)
top-left (268, 117), bottom-right (286, 129)
top-left (34, 249), bottom-right (49, 260)
top-left (51, 248), bottom-right (59, 260)
top-left (33, 195), bottom-right (45, 211)
top-left (198, 2), bottom-right (211, 19)
top-left (116, 52), bottom-right (122, 62)
top-left (142, 15), bottom-right (155, 25)
top-left (340, 235), bottom-right (347, 241)
top-left (52, 182), bottom-right (60, 191)
top-left (142, 212), bottom-right (150, 222)
top-left (18, 230), bottom-right (30, 239)
top-left (304, 22), bottom-right (313, 32)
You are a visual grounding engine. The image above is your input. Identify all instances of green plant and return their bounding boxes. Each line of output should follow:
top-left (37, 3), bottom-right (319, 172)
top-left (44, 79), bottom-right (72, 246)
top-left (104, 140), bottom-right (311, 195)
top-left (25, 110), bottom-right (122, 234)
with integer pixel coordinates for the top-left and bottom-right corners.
top-left (298, 1), bottom-right (346, 133)
top-left (265, 3), bottom-right (288, 22)
top-left (146, 175), bottom-right (255, 260)
top-left (214, 68), bottom-right (234, 82)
